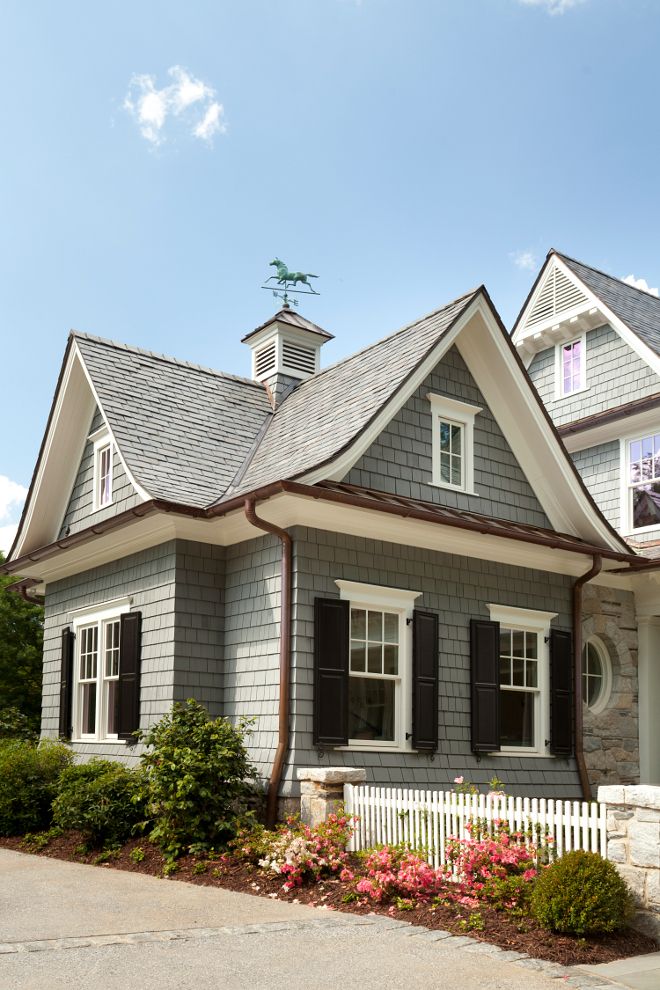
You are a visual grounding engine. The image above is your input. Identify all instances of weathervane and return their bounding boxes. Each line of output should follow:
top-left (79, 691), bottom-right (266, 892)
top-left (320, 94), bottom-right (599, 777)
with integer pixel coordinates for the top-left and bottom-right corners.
top-left (262, 258), bottom-right (320, 308)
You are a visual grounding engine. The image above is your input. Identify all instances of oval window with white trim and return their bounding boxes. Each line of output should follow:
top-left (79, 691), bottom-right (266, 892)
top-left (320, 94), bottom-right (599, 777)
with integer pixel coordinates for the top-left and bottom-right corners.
top-left (581, 637), bottom-right (612, 714)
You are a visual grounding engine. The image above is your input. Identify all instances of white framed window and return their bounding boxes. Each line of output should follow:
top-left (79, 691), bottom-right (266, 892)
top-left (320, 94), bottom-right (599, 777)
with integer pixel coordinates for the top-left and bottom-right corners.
top-left (427, 394), bottom-right (482, 494)
top-left (72, 599), bottom-right (129, 741)
top-left (92, 433), bottom-right (113, 511)
top-left (336, 580), bottom-right (421, 751)
top-left (582, 637), bottom-right (612, 715)
top-left (622, 430), bottom-right (660, 534)
top-left (488, 604), bottom-right (556, 756)
top-left (555, 335), bottom-right (586, 398)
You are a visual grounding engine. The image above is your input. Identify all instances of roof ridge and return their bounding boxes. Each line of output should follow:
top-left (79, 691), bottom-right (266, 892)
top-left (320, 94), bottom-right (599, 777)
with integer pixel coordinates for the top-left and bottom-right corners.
top-left (70, 330), bottom-right (265, 389)
top-left (552, 249), bottom-right (660, 301)
top-left (296, 287), bottom-right (481, 384)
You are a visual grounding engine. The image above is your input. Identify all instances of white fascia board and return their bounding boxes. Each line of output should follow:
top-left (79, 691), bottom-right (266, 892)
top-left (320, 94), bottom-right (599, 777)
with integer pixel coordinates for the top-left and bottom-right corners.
top-left (72, 341), bottom-right (151, 502)
top-left (561, 404), bottom-right (660, 454)
top-left (455, 297), bottom-right (629, 553)
top-left (512, 255), bottom-right (555, 346)
top-left (298, 295), bottom-right (482, 486)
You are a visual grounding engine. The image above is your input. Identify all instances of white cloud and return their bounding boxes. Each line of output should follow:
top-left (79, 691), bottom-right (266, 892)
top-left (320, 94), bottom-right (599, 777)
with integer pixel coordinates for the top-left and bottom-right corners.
top-left (623, 274), bottom-right (659, 297)
top-left (0, 476), bottom-right (27, 555)
top-left (510, 250), bottom-right (538, 272)
top-left (124, 66), bottom-right (226, 147)
top-left (517, 0), bottom-right (586, 14)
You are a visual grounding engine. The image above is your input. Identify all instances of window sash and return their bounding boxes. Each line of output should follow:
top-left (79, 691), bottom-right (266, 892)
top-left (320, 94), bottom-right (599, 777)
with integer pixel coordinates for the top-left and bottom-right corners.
top-left (627, 433), bottom-right (660, 530)
top-left (74, 616), bottom-right (122, 740)
top-left (561, 339), bottom-right (583, 395)
top-left (347, 604), bottom-right (405, 748)
top-left (438, 417), bottom-right (464, 488)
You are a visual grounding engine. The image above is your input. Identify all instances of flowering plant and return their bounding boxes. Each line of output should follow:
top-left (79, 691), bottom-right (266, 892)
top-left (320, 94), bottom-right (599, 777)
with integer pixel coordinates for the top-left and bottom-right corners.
top-left (354, 845), bottom-right (444, 904)
top-left (445, 821), bottom-right (539, 910)
top-left (238, 814), bottom-right (353, 892)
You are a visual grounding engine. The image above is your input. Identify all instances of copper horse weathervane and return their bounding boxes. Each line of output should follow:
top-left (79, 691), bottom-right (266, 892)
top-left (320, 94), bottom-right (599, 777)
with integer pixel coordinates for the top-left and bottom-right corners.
top-left (262, 258), bottom-right (320, 308)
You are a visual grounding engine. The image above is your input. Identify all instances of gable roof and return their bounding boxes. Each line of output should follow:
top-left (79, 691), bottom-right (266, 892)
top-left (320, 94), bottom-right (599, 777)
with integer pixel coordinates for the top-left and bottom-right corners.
top-left (241, 308), bottom-right (334, 343)
top-left (73, 334), bottom-right (272, 507)
top-left (226, 289), bottom-right (480, 498)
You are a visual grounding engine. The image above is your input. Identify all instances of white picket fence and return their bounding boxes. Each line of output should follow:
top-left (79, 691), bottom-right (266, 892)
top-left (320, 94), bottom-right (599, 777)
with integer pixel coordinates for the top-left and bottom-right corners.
top-left (343, 784), bottom-right (607, 868)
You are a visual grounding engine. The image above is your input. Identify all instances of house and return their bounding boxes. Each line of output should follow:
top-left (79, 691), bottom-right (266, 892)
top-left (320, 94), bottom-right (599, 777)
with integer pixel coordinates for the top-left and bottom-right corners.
top-left (3, 285), bottom-right (646, 822)
top-left (513, 250), bottom-right (660, 790)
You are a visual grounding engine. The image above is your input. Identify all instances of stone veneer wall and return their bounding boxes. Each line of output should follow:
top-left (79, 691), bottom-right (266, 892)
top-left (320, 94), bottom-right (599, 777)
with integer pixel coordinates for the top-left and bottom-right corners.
top-left (600, 784), bottom-right (660, 938)
top-left (582, 585), bottom-right (639, 789)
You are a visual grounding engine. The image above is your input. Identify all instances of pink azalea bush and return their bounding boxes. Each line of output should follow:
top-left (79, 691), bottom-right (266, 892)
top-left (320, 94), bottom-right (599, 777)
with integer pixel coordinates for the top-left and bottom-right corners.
top-left (354, 845), bottom-right (444, 904)
top-left (238, 814), bottom-right (353, 892)
top-left (445, 821), bottom-right (541, 910)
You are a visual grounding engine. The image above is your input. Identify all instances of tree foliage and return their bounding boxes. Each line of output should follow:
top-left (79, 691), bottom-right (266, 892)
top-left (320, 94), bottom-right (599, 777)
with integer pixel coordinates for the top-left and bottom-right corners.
top-left (0, 552), bottom-right (44, 736)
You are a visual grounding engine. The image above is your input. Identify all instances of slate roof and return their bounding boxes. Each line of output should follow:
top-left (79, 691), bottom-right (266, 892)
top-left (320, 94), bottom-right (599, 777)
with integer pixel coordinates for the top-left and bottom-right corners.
top-left (224, 289), bottom-right (480, 500)
top-left (556, 252), bottom-right (660, 357)
top-left (74, 334), bottom-right (272, 507)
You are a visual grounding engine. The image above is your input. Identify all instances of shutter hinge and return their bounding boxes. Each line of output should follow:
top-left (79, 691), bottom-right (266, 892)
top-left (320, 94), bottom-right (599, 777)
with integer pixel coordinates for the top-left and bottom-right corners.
top-left (544, 635), bottom-right (550, 643)
top-left (406, 617), bottom-right (413, 625)
top-left (405, 731), bottom-right (412, 740)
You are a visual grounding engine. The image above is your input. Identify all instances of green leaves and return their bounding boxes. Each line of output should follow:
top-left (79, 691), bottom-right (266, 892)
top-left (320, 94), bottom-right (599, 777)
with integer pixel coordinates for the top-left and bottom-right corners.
top-left (0, 553), bottom-right (44, 737)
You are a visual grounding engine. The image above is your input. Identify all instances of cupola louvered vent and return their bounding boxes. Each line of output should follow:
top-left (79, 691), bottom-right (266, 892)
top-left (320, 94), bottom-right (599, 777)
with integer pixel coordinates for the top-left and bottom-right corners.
top-left (527, 268), bottom-right (588, 328)
top-left (255, 342), bottom-right (276, 378)
top-left (282, 341), bottom-right (316, 375)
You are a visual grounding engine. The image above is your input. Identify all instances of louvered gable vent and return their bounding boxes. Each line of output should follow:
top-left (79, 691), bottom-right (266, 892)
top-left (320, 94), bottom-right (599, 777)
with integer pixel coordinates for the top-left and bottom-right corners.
top-left (255, 341), bottom-right (277, 378)
top-left (527, 267), bottom-right (588, 328)
top-left (282, 340), bottom-right (316, 375)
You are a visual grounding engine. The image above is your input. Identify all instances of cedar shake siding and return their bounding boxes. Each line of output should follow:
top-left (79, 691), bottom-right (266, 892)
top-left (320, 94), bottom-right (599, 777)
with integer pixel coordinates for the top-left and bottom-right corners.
top-left (344, 346), bottom-right (551, 529)
top-left (286, 526), bottom-right (580, 801)
top-left (59, 408), bottom-right (142, 538)
top-left (527, 324), bottom-right (660, 428)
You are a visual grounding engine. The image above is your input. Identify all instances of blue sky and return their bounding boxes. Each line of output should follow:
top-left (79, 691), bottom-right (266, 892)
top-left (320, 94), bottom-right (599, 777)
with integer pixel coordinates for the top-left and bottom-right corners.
top-left (1, 0), bottom-right (659, 551)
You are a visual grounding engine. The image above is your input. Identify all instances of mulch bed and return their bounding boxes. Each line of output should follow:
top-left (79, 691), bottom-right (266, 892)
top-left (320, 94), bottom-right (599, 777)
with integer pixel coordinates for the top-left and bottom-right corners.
top-left (1, 833), bottom-right (656, 967)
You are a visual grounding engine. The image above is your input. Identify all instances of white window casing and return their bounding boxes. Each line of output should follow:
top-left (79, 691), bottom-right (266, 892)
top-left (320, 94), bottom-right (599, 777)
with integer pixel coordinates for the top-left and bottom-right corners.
top-left (427, 393), bottom-right (482, 494)
top-left (554, 334), bottom-right (587, 400)
top-left (71, 598), bottom-right (130, 742)
top-left (92, 431), bottom-right (114, 512)
top-left (335, 580), bottom-right (421, 752)
top-left (620, 429), bottom-right (660, 536)
top-left (487, 604), bottom-right (557, 758)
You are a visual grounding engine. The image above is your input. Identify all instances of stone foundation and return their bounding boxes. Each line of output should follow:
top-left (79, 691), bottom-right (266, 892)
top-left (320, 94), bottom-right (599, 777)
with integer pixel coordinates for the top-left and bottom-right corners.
top-left (582, 586), bottom-right (639, 789)
top-left (600, 784), bottom-right (660, 938)
top-left (297, 767), bottom-right (366, 828)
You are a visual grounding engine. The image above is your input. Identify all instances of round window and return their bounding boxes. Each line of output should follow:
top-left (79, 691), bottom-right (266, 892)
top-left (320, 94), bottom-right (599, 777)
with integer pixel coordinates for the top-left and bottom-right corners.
top-left (581, 638), bottom-right (612, 714)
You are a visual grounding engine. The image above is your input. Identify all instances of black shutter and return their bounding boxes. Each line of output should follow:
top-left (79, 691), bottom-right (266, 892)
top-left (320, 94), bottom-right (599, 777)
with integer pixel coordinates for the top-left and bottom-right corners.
top-left (550, 628), bottom-right (573, 756)
top-left (412, 610), bottom-right (439, 752)
top-left (470, 618), bottom-right (500, 753)
top-left (59, 627), bottom-right (74, 738)
top-left (117, 611), bottom-right (142, 741)
top-left (313, 598), bottom-right (349, 746)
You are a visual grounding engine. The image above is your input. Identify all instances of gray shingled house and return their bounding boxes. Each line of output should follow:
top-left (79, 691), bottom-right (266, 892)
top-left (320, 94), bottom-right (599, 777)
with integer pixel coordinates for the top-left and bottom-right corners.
top-left (4, 286), bottom-right (645, 820)
top-left (513, 250), bottom-right (660, 792)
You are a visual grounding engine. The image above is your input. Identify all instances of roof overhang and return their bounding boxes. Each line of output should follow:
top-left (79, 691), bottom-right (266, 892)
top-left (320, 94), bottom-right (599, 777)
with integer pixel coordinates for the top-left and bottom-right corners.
top-left (559, 393), bottom-right (660, 454)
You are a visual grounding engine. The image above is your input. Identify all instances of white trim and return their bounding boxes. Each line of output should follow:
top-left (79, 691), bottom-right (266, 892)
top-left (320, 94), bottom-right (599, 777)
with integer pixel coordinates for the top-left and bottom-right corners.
top-left (427, 393), bottom-right (481, 493)
top-left (582, 635), bottom-right (612, 716)
top-left (92, 433), bottom-right (114, 513)
top-left (336, 579), bottom-right (420, 752)
top-left (619, 428), bottom-right (660, 537)
top-left (487, 603), bottom-right (554, 757)
top-left (247, 322), bottom-right (322, 382)
top-left (68, 596), bottom-right (132, 623)
top-left (71, 598), bottom-right (130, 743)
top-left (554, 333), bottom-right (587, 400)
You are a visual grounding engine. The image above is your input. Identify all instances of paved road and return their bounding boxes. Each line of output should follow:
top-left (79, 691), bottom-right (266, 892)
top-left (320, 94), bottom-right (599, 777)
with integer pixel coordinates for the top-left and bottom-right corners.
top-left (0, 848), bottom-right (615, 990)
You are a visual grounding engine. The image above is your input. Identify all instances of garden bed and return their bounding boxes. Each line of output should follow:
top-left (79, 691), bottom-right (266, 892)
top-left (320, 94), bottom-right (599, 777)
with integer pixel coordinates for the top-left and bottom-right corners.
top-left (1, 833), bottom-right (655, 967)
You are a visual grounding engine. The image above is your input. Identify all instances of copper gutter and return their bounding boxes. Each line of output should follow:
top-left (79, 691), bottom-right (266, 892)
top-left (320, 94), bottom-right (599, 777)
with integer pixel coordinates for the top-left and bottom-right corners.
top-left (5, 577), bottom-right (44, 606)
top-left (243, 496), bottom-right (292, 828)
top-left (572, 555), bottom-right (602, 801)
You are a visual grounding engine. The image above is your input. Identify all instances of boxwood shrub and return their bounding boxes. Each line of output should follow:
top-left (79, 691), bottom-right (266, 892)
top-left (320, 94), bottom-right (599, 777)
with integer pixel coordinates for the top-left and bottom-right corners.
top-left (52, 759), bottom-right (147, 847)
top-left (531, 849), bottom-right (633, 935)
top-left (0, 739), bottom-right (72, 835)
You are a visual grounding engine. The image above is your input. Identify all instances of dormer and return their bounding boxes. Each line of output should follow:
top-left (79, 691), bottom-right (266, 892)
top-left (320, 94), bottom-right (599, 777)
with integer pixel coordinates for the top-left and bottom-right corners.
top-left (242, 308), bottom-right (333, 406)
top-left (513, 254), bottom-right (604, 366)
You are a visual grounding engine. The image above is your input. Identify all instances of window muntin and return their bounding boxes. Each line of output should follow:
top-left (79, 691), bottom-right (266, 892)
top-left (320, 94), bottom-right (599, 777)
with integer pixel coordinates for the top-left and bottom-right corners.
top-left (561, 338), bottom-right (584, 396)
top-left (72, 603), bottom-right (128, 741)
top-left (498, 626), bottom-right (540, 749)
top-left (428, 394), bottom-right (481, 494)
top-left (349, 607), bottom-right (399, 742)
top-left (92, 433), bottom-right (114, 512)
top-left (582, 638), bottom-right (612, 714)
top-left (78, 625), bottom-right (99, 737)
top-left (438, 419), bottom-right (464, 488)
top-left (628, 433), bottom-right (660, 530)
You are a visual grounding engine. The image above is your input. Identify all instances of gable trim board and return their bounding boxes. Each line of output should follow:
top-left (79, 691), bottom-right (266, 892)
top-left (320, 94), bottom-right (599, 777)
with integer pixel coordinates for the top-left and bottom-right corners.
top-left (11, 339), bottom-right (149, 561)
top-left (513, 252), bottom-right (660, 380)
top-left (558, 393), bottom-right (660, 454)
top-left (300, 291), bottom-right (629, 555)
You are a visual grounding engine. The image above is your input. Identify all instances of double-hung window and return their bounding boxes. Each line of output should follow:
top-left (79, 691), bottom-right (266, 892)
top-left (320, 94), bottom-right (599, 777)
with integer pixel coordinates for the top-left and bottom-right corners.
top-left (556, 336), bottom-right (585, 397)
top-left (488, 605), bottom-right (555, 755)
top-left (92, 433), bottom-right (113, 511)
top-left (625, 432), bottom-right (660, 531)
top-left (428, 394), bottom-right (481, 494)
top-left (72, 600), bottom-right (129, 741)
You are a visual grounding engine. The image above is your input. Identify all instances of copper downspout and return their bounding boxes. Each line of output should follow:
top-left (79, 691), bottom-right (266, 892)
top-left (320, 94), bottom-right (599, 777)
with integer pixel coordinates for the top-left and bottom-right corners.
top-left (243, 496), bottom-right (292, 828)
top-left (572, 555), bottom-right (602, 801)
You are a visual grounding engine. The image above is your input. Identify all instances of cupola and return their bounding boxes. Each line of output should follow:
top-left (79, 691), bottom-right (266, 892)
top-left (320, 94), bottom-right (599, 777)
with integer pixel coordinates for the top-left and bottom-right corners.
top-left (242, 308), bottom-right (333, 406)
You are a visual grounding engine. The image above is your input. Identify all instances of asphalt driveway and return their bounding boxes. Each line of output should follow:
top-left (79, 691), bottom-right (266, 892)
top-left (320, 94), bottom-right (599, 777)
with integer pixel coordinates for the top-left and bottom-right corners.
top-left (0, 848), bottom-right (616, 990)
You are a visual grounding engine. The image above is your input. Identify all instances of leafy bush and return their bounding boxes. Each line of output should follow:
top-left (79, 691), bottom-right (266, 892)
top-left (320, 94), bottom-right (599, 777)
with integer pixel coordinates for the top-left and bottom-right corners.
top-left (354, 845), bottom-right (444, 904)
top-left (137, 699), bottom-right (256, 859)
top-left (0, 739), bottom-right (72, 835)
top-left (52, 760), bottom-right (147, 846)
top-left (446, 822), bottom-right (540, 910)
top-left (241, 814), bottom-right (353, 892)
top-left (0, 707), bottom-right (39, 742)
top-left (531, 850), bottom-right (633, 935)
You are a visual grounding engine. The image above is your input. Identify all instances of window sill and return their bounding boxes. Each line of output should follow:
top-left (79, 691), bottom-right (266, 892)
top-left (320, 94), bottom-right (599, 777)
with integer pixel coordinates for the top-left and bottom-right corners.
top-left (488, 749), bottom-right (552, 759)
top-left (554, 384), bottom-right (590, 402)
top-left (428, 482), bottom-right (479, 496)
top-left (71, 737), bottom-right (127, 745)
top-left (89, 502), bottom-right (115, 516)
top-left (337, 744), bottom-right (415, 754)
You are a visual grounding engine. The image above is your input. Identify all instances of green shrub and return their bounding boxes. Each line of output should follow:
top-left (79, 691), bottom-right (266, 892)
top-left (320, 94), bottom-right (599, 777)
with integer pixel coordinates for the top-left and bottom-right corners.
top-left (531, 850), bottom-right (633, 935)
top-left (0, 707), bottom-right (39, 742)
top-left (137, 699), bottom-right (256, 859)
top-left (0, 739), bottom-right (72, 835)
top-left (52, 760), bottom-right (147, 847)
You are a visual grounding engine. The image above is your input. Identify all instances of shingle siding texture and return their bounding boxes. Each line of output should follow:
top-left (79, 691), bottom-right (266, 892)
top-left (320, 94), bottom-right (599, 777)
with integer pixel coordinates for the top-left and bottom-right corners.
top-left (527, 324), bottom-right (660, 427)
top-left (344, 346), bottom-right (550, 528)
top-left (286, 526), bottom-right (580, 800)
top-left (59, 408), bottom-right (142, 538)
